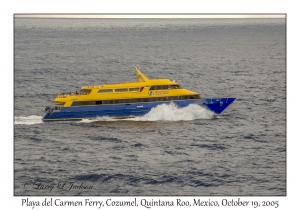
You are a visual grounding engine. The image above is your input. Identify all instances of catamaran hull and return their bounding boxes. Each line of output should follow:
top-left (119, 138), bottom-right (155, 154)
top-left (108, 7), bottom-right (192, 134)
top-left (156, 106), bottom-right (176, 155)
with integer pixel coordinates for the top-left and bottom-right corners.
top-left (42, 98), bottom-right (235, 121)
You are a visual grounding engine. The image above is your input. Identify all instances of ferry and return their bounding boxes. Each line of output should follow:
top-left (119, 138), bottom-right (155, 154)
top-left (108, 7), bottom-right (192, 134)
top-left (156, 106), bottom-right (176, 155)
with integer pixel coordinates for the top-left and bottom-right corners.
top-left (43, 66), bottom-right (235, 121)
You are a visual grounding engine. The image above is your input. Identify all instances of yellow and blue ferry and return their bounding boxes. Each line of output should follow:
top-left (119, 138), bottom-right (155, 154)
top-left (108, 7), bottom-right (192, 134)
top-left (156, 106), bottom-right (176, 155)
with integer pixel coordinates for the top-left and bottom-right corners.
top-left (43, 66), bottom-right (235, 121)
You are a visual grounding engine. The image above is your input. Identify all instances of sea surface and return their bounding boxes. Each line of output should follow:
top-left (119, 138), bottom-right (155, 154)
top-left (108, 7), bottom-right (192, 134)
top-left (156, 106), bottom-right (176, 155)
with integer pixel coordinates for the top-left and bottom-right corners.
top-left (14, 18), bottom-right (286, 196)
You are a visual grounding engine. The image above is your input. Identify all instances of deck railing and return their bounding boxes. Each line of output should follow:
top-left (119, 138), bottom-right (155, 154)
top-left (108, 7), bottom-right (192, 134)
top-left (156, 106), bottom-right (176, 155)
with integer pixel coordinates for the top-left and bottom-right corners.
top-left (56, 93), bottom-right (89, 98)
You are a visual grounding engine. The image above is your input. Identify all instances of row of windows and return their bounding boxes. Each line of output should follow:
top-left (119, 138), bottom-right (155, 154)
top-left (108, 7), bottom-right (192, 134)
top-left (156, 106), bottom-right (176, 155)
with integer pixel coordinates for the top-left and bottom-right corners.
top-left (71, 95), bottom-right (200, 106)
top-left (97, 85), bottom-right (180, 93)
top-left (98, 87), bottom-right (141, 93)
top-left (72, 101), bottom-right (97, 106)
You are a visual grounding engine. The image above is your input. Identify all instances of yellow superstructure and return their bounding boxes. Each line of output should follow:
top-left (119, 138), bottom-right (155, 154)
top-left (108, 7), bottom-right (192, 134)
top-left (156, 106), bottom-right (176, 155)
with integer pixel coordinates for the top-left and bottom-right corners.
top-left (53, 66), bottom-right (200, 107)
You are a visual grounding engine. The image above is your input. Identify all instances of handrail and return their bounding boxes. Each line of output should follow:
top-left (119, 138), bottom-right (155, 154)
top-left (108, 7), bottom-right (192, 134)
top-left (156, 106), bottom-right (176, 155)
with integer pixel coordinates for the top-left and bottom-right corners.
top-left (56, 93), bottom-right (89, 98)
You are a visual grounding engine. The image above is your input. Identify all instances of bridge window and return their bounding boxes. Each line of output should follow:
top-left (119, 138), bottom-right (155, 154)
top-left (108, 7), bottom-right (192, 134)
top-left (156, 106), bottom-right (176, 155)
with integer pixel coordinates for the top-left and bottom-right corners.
top-left (168, 85), bottom-right (180, 89)
top-left (150, 85), bottom-right (170, 90)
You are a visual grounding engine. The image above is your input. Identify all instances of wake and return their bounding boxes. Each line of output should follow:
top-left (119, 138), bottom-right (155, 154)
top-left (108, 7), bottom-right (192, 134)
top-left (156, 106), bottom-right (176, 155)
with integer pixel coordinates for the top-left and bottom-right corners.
top-left (14, 115), bottom-right (43, 125)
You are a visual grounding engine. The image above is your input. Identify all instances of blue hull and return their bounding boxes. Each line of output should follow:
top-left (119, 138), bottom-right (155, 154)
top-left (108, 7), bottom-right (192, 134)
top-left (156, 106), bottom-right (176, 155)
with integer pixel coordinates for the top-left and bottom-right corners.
top-left (42, 98), bottom-right (235, 121)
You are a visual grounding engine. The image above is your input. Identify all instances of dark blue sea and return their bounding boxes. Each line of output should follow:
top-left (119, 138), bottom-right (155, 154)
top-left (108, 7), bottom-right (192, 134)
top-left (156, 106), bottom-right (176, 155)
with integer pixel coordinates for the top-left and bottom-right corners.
top-left (14, 18), bottom-right (286, 196)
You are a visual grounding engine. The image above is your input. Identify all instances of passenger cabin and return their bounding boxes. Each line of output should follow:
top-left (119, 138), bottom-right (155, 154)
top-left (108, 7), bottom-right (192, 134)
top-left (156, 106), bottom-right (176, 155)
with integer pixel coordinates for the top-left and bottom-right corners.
top-left (53, 67), bottom-right (201, 107)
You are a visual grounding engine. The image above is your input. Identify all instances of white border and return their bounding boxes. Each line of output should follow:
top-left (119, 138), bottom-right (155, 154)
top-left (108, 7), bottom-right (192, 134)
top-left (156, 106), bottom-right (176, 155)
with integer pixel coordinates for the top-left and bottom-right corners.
top-left (4, 0), bottom-right (296, 209)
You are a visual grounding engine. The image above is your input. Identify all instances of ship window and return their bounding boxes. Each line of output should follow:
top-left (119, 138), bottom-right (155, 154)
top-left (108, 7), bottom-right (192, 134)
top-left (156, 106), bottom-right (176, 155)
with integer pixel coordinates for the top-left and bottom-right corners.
top-left (115, 88), bottom-right (128, 92)
top-left (157, 97), bottom-right (163, 101)
top-left (79, 89), bottom-right (92, 94)
top-left (128, 99), bottom-right (134, 103)
top-left (96, 101), bottom-right (102, 104)
top-left (191, 95), bottom-right (201, 99)
top-left (168, 85), bottom-right (180, 89)
top-left (71, 101), bottom-right (96, 106)
top-left (150, 85), bottom-right (170, 90)
top-left (129, 88), bottom-right (140, 92)
top-left (149, 86), bottom-right (156, 90)
top-left (98, 89), bottom-right (113, 93)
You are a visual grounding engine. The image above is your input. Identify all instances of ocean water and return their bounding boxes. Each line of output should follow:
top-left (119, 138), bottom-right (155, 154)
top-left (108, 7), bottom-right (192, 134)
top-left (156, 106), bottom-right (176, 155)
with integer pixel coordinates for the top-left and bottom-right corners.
top-left (14, 18), bottom-right (286, 196)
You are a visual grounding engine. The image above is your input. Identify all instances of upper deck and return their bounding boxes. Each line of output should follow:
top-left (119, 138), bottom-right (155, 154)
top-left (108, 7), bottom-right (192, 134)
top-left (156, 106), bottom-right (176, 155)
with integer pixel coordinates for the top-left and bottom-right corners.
top-left (80, 78), bottom-right (178, 90)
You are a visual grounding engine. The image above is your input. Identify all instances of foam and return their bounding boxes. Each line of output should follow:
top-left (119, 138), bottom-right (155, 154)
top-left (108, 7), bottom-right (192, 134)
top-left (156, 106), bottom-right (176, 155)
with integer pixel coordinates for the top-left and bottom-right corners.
top-left (134, 103), bottom-right (214, 121)
top-left (14, 115), bottom-right (43, 125)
